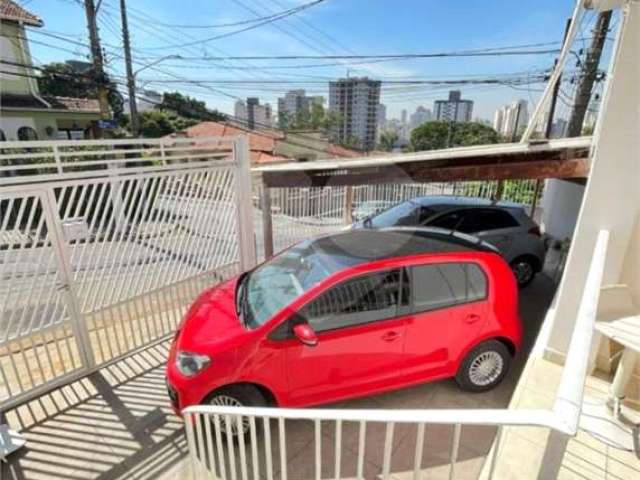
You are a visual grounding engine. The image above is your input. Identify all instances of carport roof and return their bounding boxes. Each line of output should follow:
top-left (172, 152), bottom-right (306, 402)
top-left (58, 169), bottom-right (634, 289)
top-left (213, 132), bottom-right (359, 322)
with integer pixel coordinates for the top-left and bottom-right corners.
top-left (254, 136), bottom-right (592, 187)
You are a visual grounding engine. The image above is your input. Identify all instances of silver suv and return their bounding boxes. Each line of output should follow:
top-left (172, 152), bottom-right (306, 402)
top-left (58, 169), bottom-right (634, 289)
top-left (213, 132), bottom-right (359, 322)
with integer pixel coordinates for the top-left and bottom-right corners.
top-left (354, 196), bottom-right (547, 287)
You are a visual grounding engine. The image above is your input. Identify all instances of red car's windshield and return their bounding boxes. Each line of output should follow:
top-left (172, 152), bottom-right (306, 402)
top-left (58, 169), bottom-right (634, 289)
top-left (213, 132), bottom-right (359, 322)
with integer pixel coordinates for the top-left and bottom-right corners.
top-left (240, 239), bottom-right (365, 328)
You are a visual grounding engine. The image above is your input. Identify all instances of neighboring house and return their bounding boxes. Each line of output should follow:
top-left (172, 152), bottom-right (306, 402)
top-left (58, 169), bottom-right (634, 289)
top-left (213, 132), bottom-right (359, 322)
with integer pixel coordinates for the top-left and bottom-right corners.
top-left (0, 0), bottom-right (101, 141)
top-left (171, 121), bottom-right (361, 165)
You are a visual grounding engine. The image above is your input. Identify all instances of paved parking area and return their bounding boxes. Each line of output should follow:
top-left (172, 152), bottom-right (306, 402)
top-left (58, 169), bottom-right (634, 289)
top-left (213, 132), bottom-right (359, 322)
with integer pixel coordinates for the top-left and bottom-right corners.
top-left (1, 274), bottom-right (556, 480)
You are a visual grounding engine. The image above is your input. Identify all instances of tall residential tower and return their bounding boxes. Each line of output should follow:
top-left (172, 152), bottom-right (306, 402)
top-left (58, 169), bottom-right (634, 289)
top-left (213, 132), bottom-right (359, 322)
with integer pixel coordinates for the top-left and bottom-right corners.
top-left (434, 90), bottom-right (474, 122)
top-left (329, 77), bottom-right (381, 151)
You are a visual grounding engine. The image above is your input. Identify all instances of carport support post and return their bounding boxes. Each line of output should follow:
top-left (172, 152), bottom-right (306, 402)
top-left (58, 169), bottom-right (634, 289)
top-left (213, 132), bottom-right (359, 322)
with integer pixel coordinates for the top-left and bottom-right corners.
top-left (234, 136), bottom-right (257, 271)
top-left (343, 186), bottom-right (354, 225)
top-left (261, 181), bottom-right (274, 259)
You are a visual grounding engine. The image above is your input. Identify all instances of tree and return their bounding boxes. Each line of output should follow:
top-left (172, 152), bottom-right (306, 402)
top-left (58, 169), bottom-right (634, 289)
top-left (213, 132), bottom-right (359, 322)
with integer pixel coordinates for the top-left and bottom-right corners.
top-left (136, 110), bottom-right (198, 138)
top-left (377, 131), bottom-right (399, 152)
top-left (280, 104), bottom-right (339, 133)
top-left (37, 62), bottom-right (124, 122)
top-left (410, 121), bottom-right (500, 151)
top-left (160, 92), bottom-right (226, 121)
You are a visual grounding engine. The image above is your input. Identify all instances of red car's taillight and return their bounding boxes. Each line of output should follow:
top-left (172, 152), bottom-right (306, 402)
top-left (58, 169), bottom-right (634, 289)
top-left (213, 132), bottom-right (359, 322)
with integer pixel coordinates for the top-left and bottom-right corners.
top-left (528, 226), bottom-right (541, 237)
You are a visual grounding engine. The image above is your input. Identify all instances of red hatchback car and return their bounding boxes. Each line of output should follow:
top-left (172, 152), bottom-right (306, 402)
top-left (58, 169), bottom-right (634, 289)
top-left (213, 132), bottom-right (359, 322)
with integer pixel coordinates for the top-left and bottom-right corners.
top-left (166, 228), bottom-right (522, 414)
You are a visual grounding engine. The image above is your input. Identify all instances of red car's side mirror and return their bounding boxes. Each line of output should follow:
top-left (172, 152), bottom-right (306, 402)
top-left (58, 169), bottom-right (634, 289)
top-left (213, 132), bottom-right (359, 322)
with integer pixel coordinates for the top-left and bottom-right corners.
top-left (293, 323), bottom-right (318, 347)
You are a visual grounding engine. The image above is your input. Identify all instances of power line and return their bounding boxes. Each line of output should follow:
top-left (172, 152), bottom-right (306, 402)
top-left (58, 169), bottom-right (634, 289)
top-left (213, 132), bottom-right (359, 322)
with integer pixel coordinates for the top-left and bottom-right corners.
top-left (132, 46), bottom-right (563, 62)
top-left (142, 0), bottom-right (328, 50)
top-left (143, 0), bottom-right (329, 29)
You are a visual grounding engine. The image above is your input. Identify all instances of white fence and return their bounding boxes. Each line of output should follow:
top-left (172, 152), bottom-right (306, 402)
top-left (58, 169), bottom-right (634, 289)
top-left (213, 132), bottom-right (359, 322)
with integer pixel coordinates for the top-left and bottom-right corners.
top-left (184, 230), bottom-right (609, 480)
top-left (259, 180), bottom-right (542, 255)
top-left (0, 136), bottom-right (254, 409)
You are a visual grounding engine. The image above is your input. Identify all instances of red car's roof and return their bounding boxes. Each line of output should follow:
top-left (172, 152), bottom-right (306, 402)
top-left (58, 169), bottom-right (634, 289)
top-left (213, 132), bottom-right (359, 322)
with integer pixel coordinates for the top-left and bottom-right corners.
top-left (308, 228), bottom-right (498, 266)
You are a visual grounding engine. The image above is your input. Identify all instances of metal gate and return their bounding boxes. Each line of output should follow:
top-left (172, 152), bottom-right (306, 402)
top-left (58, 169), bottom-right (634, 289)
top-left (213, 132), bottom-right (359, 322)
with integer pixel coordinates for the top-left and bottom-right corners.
top-left (0, 136), bottom-right (255, 410)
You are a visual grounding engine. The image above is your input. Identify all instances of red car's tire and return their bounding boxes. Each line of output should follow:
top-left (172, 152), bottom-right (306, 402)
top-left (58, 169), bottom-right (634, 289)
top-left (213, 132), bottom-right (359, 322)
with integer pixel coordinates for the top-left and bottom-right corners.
top-left (455, 340), bottom-right (511, 392)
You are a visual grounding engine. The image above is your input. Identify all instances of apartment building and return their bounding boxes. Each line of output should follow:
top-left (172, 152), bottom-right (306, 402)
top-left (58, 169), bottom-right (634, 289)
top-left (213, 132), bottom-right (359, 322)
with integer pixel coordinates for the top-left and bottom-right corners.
top-left (329, 77), bottom-right (381, 151)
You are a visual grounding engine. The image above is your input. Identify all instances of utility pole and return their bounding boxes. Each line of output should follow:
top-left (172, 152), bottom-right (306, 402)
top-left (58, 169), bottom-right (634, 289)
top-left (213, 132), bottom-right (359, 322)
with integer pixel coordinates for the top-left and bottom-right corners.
top-left (546, 18), bottom-right (572, 138)
top-left (119, 0), bottom-right (139, 137)
top-left (567, 11), bottom-right (612, 137)
top-left (83, 0), bottom-right (110, 135)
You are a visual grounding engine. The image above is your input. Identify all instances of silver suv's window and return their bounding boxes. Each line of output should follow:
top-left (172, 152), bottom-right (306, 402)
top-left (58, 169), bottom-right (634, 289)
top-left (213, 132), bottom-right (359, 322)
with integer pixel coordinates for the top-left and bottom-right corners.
top-left (457, 208), bottom-right (520, 233)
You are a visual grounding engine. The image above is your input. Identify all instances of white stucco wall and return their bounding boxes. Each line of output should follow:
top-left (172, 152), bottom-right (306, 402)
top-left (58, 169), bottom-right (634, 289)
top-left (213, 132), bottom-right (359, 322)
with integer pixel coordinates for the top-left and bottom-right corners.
top-left (545, 1), bottom-right (640, 357)
top-left (540, 179), bottom-right (585, 241)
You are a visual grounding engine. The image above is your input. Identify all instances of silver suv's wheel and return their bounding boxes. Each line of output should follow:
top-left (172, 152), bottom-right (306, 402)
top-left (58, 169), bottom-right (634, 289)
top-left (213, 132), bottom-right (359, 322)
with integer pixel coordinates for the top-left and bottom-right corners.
top-left (456, 340), bottom-right (511, 392)
top-left (510, 258), bottom-right (536, 287)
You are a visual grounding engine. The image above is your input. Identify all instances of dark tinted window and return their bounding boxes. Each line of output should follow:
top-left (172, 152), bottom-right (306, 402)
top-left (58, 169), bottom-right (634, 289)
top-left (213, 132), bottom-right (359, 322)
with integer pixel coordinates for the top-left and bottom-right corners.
top-left (457, 208), bottom-right (519, 233)
top-left (299, 269), bottom-right (403, 332)
top-left (428, 210), bottom-right (465, 229)
top-left (410, 263), bottom-right (487, 312)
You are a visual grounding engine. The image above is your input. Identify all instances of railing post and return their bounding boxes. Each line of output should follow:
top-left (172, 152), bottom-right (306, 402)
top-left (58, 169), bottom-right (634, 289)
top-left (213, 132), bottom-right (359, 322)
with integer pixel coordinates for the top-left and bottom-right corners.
top-left (42, 189), bottom-right (96, 370)
top-left (53, 145), bottom-right (63, 173)
top-left (234, 136), bottom-right (257, 271)
top-left (260, 180), bottom-right (274, 259)
top-left (159, 139), bottom-right (167, 165)
top-left (343, 186), bottom-right (354, 225)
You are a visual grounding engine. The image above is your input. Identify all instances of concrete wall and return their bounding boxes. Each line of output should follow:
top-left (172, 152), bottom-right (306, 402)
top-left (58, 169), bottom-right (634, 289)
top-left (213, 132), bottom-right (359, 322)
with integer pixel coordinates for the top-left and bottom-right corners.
top-left (0, 110), bottom-right (56, 141)
top-left (540, 179), bottom-right (585, 241)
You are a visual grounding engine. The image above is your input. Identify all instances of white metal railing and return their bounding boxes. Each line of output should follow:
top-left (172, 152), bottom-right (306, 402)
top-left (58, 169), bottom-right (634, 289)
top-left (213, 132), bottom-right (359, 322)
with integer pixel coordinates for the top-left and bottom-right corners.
top-left (0, 137), bottom-right (255, 410)
top-left (183, 229), bottom-right (609, 480)
top-left (259, 180), bottom-right (543, 255)
top-left (0, 136), bottom-right (238, 186)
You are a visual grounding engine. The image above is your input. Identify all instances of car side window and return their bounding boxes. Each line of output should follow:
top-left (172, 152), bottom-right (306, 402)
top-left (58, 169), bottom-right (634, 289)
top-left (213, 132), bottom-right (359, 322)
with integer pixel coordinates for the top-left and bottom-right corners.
top-left (410, 263), bottom-right (487, 313)
top-left (298, 269), bottom-right (403, 333)
top-left (428, 210), bottom-right (464, 229)
top-left (457, 208), bottom-right (519, 233)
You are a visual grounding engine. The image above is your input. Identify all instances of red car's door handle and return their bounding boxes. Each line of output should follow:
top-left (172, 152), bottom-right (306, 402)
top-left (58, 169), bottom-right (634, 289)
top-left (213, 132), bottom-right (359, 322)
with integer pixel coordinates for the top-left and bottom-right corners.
top-left (465, 314), bottom-right (482, 324)
top-left (381, 331), bottom-right (401, 342)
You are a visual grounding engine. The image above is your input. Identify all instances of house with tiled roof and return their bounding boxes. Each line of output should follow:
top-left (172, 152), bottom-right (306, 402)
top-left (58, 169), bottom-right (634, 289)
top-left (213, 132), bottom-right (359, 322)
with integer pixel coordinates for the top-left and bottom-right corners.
top-left (171, 120), bottom-right (361, 165)
top-left (0, 0), bottom-right (101, 141)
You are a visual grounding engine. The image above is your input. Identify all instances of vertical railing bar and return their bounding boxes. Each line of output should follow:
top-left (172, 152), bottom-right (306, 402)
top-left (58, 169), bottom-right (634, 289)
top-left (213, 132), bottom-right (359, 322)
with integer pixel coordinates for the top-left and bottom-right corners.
top-left (412, 423), bottom-right (426, 480)
top-left (225, 415), bottom-right (238, 480)
top-left (213, 415), bottom-right (227, 480)
top-left (195, 412), bottom-right (207, 479)
top-left (334, 419), bottom-right (342, 480)
top-left (278, 417), bottom-right (287, 480)
top-left (237, 416), bottom-right (249, 480)
top-left (382, 422), bottom-right (395, 480)
top-left (249, 416), bottom-right (260, 480)
top-left (448, 424), bottom-right (461, 480)
top-left (357, 420), bottom-right (366, 480)
top-left (204, 413), bottom-right (218, 480)
top-left (315, 419), bottom-right (322, 480)
top-left (264, 417), bottom-right (274, 480)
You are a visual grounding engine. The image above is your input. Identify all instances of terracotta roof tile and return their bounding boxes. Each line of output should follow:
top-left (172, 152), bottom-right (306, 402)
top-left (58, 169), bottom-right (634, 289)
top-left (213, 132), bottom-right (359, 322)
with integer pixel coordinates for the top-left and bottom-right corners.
top-left (0, 0), bottom-right (43, 27)
top-left (44, 96), bottom-right (101, 113)
top-left (181, 121), bottom-right (284, 153)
